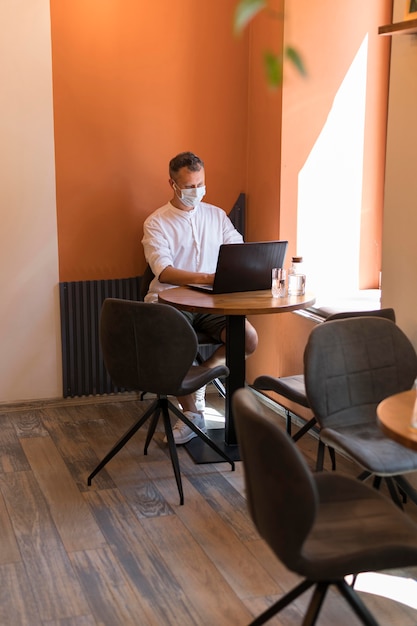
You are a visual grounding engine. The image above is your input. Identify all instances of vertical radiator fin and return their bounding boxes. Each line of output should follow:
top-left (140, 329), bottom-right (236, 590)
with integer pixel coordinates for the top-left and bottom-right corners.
top-left (59, 276), bottom-right (142, 397)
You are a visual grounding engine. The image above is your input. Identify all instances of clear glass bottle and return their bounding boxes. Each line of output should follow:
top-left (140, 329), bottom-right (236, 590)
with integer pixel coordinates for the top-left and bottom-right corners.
top-left (289, 256), bottom-right (303, 275)
top-left (288, 256), bottom-right (305, 296)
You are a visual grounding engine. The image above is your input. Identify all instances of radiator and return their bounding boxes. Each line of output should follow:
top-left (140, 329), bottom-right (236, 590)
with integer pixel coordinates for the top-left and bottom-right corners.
top-left (59, 277), bottom-right (142, 397)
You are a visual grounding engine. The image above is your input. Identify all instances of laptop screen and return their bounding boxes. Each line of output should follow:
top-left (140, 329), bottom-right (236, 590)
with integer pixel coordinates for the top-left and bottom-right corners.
top-left (186, 240), bottom-right (287, 295)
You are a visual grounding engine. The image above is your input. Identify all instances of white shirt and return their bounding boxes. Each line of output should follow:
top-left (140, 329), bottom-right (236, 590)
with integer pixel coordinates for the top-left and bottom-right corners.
top-left (142, 201), bottom-right (243, 301)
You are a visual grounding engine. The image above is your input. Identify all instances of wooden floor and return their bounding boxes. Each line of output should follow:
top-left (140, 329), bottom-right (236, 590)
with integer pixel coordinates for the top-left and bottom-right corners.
top-left (1, 388), bottom-right (417, 626)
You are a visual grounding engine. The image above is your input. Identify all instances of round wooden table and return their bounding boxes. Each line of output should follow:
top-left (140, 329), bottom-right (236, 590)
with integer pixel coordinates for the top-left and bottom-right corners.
top-left (159, 286), bottom-right (315, 459)
top-left (377, 389), bottom-right (417, 451)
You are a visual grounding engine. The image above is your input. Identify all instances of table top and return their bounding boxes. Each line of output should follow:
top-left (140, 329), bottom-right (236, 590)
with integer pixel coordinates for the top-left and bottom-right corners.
top-left (377, 389), bottom-right (417, 451)
top-left (158, 286), bottom-right (316, 316)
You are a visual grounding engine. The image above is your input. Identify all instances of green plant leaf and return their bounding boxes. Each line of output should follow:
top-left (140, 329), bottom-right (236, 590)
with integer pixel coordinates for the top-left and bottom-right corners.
top-left (263, 51), bottom-right (283, 88)
top-left (233, 0), bottom-right (267, 35)
top-left (285, 46), bottom-right (307, 76)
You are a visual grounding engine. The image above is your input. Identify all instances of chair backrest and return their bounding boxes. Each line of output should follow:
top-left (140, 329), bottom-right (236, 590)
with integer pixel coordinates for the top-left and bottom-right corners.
top-left (232, 388), bottom-right (318, 569)
top-left (139, 264), bottom-right (155, 301)
top-left (304, 316), bottom-right (417, 429)
top-left (326, 307), bottom-right (396, 322)
top-left (100, 298), bottom-right (198, 395)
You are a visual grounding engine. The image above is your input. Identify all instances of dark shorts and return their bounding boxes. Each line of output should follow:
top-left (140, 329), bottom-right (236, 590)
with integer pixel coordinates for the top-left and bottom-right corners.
top-left (180, 311), bottom-right (226, 344)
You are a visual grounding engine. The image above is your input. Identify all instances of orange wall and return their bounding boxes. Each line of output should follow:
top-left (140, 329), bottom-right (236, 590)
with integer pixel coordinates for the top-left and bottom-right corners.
top-left (50, 0), bottom-right (392, 387)
top-left (51, 1), bottom-right (249, 281)
top-left (245, 1), bottom-right (284, 242)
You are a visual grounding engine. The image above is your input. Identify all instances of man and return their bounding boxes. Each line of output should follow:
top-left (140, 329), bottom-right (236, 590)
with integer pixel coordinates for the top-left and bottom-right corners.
top-left (142, 151), bottom-right (258, 443)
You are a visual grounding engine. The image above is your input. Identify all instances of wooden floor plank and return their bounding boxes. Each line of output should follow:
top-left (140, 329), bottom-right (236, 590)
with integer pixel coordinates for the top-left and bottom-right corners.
top-left (0, 562), bottom-right (42, 625)
top-left (42, 616), bottom-right (96, 626)
top-left (0, 471), bottom-right (90, 622)
top-left (12, 409), bottom-right (50, 438)
top-left (143, 472), bottom-right (283, 600)
top-left (141, 514), bottom-right (253, 625)
top-left (0, 488), bottom-right (21, 564)
top-left (40, 408), bottom-right (117, 492)
top-left (70, 547), bottom-right (154, 626)
top-left (20, 436), bottom-right (107, 552)
top-left (187, 471), bottom-right (258, 542)
top-left (84, 488), bottom-right (203, 625)
top-left (0, 413), bottom-right (31, 474)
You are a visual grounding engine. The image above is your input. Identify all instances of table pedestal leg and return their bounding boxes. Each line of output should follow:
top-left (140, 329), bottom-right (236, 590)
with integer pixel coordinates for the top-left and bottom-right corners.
top-left (225, 315), bottom-right (246, 445)
top-left (184, 314), bottom-right (245, 463)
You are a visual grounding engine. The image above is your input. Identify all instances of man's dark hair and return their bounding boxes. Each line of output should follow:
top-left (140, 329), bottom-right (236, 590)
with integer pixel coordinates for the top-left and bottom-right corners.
top-left (169, 152), bottom-right (204, 178)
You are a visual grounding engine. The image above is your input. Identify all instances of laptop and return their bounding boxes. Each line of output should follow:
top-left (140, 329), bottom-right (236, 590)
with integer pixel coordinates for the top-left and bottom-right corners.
top-left (188, 240), bottom-right (288, 294)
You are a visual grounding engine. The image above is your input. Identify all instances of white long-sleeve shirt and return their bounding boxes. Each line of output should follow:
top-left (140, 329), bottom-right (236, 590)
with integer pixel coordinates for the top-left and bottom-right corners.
top-left (142, 201), bottom-right (243, 302)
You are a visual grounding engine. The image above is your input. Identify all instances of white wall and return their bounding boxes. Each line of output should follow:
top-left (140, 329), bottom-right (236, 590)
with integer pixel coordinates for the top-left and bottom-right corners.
top-left (382, 0), bottom-right (417, 346)
top-left (0, 0), bottom-right (61, 402)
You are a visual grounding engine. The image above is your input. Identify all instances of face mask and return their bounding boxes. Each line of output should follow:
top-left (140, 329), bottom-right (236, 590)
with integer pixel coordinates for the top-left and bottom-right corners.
top-left (175, 184), bottom-right (206, 208)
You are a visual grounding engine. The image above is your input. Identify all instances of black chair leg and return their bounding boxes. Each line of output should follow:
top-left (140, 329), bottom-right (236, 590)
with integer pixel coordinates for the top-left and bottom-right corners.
top-left (357, 470), bottom-right (372, 482)
top-left (249, 579), bottom-right (314, 626)
top-left (328, 446), bottom-right (336, 471)
top-left (212, 377), bottom-right (226, 398)
top-left (303, 582), bottom-right (329, 626)
top-left (144, 406), bottom-right (161, 454)
top-left (336, 580), bottom-right (379, 626)
top-left (161, 403), bottom-right (185, 505)
top-left (285, 409), bottom-right (292, 435)
top-left (349, 574), bottom-right (358, 587)
top-left (316, 440), bottom-right (325, 471)
top-left (195, 351), bottom-right (226, 398)
top-left (384, 477), bottom-right (404, 509)
top-left (394, 475), bottom-right (417, 506)
top-left (87, 399), bottom-right (158, 485)
top-left (373, 475), bottom-right (382, 489)
top-left (292, 416), bottom-right (317, 442)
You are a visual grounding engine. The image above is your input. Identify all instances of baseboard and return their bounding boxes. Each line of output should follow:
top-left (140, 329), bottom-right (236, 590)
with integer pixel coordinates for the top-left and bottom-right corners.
top-left (0, 391), bottom-right (143, 414)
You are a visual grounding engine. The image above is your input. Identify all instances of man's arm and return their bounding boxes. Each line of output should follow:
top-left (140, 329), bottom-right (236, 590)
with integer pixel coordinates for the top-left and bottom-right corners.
top-left (159, 266), bottom-right (214, 286)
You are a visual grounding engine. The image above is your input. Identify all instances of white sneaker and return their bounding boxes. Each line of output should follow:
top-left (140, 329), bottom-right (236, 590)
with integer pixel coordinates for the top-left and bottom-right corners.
top-left (166, 411), bottom-right (206, 445)
top-left (194, 385), bottom-right (206, 413)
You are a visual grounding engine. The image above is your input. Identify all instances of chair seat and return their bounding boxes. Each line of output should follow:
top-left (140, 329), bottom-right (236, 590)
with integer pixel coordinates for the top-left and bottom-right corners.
top-left (167, 364), bottom-right (228, 398)
top-left (301, 472), bottom-right (417, 580)
top-left (320, 423), bottom-right (417, 475)
top-left (253, 374), bottom-right (310, 407)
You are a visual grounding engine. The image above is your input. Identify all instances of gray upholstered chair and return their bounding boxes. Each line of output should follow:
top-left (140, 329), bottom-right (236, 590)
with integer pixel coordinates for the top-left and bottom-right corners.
top-left (139, 263), bottom-right (226, 399)
top-left (304, 315), bottom-right (417, 507)
top-left (253, 308), bottom-right (396, 470)
top-left (233, 387), bottom-right (417, 626)
top-left (87, 298), bottom-right (234, 504)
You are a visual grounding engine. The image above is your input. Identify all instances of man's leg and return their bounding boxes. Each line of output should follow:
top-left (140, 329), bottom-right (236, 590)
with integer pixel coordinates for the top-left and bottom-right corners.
top-left (170, 314), bottom-right (258, 445)
top-left (169, 312), bottom-right (208, 444)
top-left (201, 318), bottom-right (258, 368)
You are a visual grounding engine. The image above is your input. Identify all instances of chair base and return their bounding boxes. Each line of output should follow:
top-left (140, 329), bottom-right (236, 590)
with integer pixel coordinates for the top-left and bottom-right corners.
top-left (249, 578), bottom-right (378, 626)
top-left (87, 396), bottom-right (235, 504)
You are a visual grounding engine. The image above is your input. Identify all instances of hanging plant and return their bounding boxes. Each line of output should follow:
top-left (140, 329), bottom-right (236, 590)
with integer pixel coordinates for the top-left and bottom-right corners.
top-left (233, 0), bottom-right (306, 88)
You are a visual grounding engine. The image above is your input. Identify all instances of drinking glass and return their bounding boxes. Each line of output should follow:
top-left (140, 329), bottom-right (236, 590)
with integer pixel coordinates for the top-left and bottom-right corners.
top-left (272, 268), bottom-right (287, 298)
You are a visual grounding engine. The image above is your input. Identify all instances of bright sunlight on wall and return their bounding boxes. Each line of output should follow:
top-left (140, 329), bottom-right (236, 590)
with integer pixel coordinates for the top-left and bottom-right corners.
top-left (297, 37), bottom-right (369, 303)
